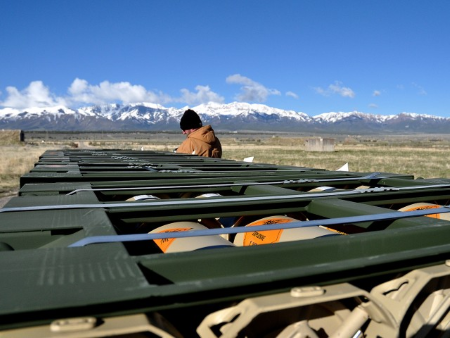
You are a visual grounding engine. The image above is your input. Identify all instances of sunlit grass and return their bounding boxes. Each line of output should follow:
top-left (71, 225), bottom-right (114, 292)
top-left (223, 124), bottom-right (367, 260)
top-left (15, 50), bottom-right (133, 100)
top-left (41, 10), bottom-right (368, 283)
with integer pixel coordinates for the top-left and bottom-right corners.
top-left (0, 145), bottom-right (56, 195)
top-left (223, 143), bottom-right (450, 179)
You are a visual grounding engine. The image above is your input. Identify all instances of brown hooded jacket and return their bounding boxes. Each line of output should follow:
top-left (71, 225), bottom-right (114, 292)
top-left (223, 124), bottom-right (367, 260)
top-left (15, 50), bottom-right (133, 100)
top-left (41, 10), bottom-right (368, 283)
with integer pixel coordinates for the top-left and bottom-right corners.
top-left (176, 125), bottom-right (222, 158)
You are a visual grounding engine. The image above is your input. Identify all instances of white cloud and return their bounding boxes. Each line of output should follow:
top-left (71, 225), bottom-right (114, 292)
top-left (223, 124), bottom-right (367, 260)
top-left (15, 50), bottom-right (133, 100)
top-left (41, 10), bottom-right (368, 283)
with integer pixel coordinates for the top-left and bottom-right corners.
top-left (369, 103), bottom-right (378, 108)
top-left (0, 81), bottom-right (67, 109)
top-left (67, 78), bottom-right (163, 105)
top-left (314, 81), bottom-right (355, 98)
top-left (226, 74), bottom-right (280, 102)
top-left (0, 79), bottom-right (225, 109)
top-left (179, 85), bottom-right (225, 105)
top-left (373, 90), bottom-right (381, 97)
top-left (286, 91), bottom-right (299, 99)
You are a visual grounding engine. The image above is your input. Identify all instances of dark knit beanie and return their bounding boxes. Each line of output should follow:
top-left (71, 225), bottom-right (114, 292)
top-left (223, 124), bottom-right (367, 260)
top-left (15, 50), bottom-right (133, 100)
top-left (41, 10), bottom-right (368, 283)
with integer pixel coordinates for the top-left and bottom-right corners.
top-left (180, 109), bottom-right (202, 130)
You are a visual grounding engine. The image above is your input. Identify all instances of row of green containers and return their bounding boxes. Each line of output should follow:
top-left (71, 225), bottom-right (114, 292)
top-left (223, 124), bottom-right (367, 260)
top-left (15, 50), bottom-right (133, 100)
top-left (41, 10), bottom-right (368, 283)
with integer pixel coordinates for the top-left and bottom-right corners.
top-left (1, 149), bottom-right (450, 337)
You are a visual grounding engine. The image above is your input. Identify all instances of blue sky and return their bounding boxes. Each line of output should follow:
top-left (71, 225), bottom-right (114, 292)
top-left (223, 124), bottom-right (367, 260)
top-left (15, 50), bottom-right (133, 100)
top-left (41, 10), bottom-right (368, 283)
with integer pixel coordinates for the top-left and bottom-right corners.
top-left (1, 0), bottom-right (450, 117)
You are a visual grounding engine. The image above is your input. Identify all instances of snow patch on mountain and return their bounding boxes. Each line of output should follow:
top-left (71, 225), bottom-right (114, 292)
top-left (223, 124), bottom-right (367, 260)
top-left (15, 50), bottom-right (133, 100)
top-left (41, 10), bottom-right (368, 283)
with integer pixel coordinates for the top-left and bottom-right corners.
top-left (313, 111), bottom-right (395, 123)
top-left (1, 101), bottom-right (449, 133)
top-left (193, 102), bottom-right (309, 121)
top-left (0, 106), bottom-right (78, 120)
top-left (397, 112), bottom-right (447, 120)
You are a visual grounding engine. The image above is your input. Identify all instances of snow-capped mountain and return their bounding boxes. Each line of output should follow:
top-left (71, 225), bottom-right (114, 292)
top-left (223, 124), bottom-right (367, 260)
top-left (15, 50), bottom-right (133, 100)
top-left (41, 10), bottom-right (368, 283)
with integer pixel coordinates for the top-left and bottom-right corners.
top-left (0, 102), bottom-right (449, 134)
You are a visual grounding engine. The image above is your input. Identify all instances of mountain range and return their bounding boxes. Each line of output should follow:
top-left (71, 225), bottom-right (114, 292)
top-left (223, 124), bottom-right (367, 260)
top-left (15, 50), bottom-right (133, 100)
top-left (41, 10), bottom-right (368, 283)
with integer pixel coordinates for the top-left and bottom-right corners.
top-left (1, 102), bottom-right (449, 134)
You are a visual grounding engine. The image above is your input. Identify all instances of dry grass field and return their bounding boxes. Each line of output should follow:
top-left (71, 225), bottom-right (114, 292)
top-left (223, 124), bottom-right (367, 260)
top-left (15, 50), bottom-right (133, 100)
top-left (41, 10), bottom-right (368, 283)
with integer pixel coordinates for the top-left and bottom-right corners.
top-left (1, 131), bottom-right (450, 197)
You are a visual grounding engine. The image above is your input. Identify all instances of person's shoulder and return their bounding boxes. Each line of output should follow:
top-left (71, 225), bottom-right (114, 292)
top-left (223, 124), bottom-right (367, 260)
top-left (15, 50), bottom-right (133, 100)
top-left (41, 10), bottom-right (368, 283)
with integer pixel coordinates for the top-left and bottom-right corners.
top-left (202, 125), bottom-right (216, 133)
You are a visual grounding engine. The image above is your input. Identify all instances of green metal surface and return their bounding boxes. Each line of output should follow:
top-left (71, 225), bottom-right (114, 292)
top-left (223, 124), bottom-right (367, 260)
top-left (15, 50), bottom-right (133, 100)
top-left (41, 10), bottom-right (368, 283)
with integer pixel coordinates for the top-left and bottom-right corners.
top-left (2, 149), bottom-right (450, 336)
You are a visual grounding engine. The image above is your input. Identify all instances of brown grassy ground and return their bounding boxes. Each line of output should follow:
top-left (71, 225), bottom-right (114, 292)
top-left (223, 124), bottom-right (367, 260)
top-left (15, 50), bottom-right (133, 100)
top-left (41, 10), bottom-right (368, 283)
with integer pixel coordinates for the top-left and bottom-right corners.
top-left (0, 145), bottom-right (57, 196)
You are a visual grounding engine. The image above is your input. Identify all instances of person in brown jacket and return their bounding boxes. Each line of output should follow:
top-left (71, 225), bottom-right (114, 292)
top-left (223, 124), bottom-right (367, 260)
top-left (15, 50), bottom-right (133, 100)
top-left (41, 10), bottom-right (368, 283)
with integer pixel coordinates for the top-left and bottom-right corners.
top-left (176, 109), bottom-right (222, 158)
